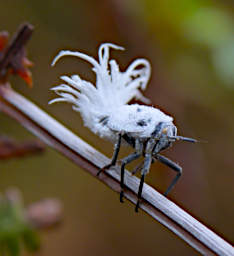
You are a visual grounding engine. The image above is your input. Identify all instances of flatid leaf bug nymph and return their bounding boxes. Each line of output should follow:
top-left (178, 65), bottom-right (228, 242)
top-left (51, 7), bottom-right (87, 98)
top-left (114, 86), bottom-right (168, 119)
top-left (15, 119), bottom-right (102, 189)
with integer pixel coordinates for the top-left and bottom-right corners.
top-left (50, 43), bottom-right (197, 212)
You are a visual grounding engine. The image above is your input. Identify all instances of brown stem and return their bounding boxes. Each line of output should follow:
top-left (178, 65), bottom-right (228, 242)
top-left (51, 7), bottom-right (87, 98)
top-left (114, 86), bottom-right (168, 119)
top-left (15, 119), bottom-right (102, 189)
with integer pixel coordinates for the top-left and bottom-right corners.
top-left (0, 23), bottom-right (33, 78)
top-left (0, 85), bottom-right (233, 256)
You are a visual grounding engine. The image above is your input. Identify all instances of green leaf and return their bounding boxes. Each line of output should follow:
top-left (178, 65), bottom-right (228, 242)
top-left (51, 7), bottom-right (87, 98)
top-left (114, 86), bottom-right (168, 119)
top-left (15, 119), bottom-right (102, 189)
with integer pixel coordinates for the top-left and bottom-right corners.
top-left (6, 237), bottom-right (20, 256)
top-left (22, 228), bottom-right (40, 252)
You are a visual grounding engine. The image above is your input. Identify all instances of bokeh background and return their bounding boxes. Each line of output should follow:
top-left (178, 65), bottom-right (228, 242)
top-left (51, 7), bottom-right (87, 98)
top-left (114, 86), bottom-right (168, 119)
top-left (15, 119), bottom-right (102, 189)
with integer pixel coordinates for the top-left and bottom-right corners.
top-left (0, 0), bottom-right (234, 255)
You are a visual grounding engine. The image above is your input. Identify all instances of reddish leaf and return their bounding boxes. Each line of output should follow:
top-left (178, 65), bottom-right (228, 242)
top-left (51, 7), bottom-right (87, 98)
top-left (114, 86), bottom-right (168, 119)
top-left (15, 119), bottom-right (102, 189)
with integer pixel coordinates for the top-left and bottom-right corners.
top-left (0, 31), bottom-right (9, 51)
top-left (0, 23), bottom-right (34, 87)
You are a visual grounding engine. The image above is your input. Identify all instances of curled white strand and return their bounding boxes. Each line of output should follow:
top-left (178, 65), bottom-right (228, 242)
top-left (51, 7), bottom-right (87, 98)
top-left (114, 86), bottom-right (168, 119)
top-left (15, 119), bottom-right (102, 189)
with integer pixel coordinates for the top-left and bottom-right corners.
top-left (124, 58), bottom-right (151, 90)
top-left (49, 97), bottom-right (68, 105)
top-left (50, 43), bottom-right (152, 134)
top-left (49, 92), bottom-right (77, 105)
top-left (134, 91), bottom-right (151, 104)
top-left (51, 50), bottom-right (99, 69)
top-left (50, 84), bottom-right (81, 98)
top-left (98, 43), bottom-right (124, 69)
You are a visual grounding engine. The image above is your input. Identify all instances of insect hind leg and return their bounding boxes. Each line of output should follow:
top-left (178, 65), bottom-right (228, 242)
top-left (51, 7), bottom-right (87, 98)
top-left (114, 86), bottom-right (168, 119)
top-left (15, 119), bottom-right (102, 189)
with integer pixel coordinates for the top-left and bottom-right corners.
top-left (97, 133), bottom-right (122, 176)
top-left (155, 154), bottom-right (182, 196)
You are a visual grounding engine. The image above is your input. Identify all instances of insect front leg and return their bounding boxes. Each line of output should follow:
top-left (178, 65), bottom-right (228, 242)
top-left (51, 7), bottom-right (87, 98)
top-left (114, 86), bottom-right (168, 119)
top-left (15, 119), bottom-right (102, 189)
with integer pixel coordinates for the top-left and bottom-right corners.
top-left (97, 133), bottom-right (122, 176)
top-left (155, 154), bottom-right (182, 196)
top-left (131, 161), bottom-right (144, 175)
top-left (131, 158), bottom-right (157, 175)
top-left (135, 153), bottom-right (152, 212)
top-left (135, 138), bottom-right (155, 212)
top-left (120, 139), bottom-right (143, 203)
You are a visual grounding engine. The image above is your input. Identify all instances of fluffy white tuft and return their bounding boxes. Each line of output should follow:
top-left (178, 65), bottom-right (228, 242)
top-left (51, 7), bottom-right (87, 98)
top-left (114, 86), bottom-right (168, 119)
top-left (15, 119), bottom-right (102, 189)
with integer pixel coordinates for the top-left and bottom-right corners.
top-left (50, 43), bottom-right (152, 136)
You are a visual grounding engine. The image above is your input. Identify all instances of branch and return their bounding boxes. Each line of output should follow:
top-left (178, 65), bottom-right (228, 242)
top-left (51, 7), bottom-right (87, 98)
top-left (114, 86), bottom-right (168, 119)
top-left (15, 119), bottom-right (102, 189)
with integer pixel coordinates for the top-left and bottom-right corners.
top-left (0, 85), bottom-right (233, 256)
top-left (0, 23), bottom-right (33, 86)
top-left (0, 23), bottom-right (33, 72)
top-left (0, 135), bottom-right (45, 159)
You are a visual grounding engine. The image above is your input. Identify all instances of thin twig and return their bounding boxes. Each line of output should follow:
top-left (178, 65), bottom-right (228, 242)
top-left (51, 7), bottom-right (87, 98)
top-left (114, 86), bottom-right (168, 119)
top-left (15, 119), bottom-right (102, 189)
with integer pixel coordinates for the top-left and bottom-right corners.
top-left (0, 85), bottom-right (233, 256)
top-left (0, 23), bottom-right (33, 77)
top-left (0, 23), bottom-right (34, 86)
top-left (0, 135), bottom-right (45, 159)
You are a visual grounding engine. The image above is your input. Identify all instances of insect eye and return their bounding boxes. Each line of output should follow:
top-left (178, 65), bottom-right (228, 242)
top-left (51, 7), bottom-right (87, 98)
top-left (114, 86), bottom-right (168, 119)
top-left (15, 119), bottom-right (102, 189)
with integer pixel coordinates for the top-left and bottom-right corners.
top-left (162, 128), bottom-right (168, 134)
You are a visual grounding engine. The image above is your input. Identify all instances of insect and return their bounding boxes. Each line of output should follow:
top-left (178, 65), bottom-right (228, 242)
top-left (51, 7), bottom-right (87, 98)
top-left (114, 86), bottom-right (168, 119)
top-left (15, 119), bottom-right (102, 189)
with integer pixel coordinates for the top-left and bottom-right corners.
top-left (50, 43), bottom-right (196, 212)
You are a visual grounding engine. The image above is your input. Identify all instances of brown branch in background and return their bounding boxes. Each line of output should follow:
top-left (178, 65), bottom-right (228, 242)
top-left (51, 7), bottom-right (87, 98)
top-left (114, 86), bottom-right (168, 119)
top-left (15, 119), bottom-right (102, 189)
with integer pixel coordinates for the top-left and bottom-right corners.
top-left (0, 23), bottom-right (233, 256)
top-left (0, 23), bottom-right (34, 86)
top-left (0, 24), bottom-right (61, 231)
top-left (0, 135), bottom-right (45, 160)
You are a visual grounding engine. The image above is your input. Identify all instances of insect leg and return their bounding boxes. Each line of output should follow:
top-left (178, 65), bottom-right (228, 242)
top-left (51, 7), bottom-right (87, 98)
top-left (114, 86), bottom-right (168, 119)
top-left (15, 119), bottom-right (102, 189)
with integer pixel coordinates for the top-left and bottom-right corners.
top-left (120, 151), bottom-right (141, 202)
top-left (155, 154), bottom-right (182, 196)
top-left (97, 134), bottom-right (122, 176)
top-left (131, 157), bottom-right (156, 175)
top-left (131, 161), bottom-right (144, 175)
top-left (135, 153), bottom-right (152, 212)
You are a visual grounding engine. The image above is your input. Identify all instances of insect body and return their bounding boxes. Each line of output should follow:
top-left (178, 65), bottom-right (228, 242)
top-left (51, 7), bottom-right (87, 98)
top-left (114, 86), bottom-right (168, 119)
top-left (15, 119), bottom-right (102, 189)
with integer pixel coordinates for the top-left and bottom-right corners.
top-left (50, 43), bottom-right (196, 212)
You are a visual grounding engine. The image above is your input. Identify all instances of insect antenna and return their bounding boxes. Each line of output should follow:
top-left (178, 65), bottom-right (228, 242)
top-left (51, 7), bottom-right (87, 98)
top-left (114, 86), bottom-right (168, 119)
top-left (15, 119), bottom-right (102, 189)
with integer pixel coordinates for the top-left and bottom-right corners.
top-left (176, 136), bottom-right (197, 143)
top-left (168, 136), bottom-right (197, 143)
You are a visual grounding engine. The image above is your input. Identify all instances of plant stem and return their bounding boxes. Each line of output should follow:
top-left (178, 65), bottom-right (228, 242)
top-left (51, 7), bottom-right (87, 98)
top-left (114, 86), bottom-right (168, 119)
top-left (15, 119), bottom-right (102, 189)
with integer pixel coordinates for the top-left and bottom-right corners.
top-left (0, 85), bottom-right (233, 255)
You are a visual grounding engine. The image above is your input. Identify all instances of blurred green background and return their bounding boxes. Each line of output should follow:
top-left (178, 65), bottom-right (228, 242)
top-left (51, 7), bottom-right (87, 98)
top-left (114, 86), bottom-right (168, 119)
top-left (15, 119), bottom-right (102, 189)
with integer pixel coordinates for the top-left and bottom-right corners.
top-left (0, 0), bottom-right (233, 255)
